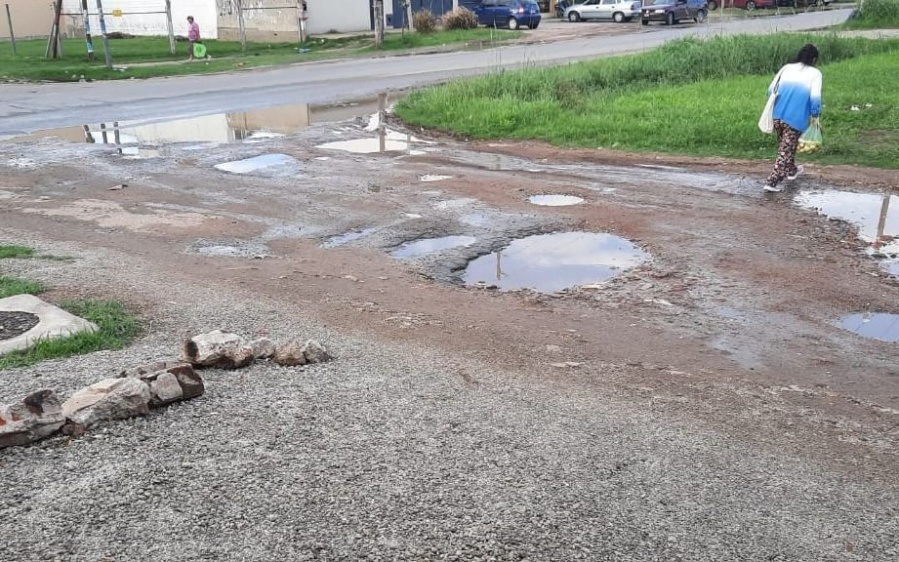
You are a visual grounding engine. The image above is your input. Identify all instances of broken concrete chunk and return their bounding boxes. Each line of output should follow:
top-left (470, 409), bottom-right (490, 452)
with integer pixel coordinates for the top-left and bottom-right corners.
top-left (301, 340), bottom-right (332, 364)
top-left (274, 338), bottom-right (307, 366)
top-left (0, 390), bottom-right (65, 449)
top-left (250, 337), bottom-right (276, 359)
top-left (181, 330), bottom-right (254, 369)
top-left (119, 361), bottom-right (204, 407)
top-left (62, 377), bottom-right (151, 429)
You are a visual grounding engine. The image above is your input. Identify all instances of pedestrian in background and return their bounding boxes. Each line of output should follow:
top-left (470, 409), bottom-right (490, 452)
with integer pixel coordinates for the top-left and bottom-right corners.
top-left (187, 15), bottom-right (203, 61)
top-left (763, 43), bottom-right (823, 193)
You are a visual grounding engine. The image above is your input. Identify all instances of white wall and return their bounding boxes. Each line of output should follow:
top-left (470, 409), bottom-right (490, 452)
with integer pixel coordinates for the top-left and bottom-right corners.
top-left (62, 0), bottom-right (218, 39)
top-left (305, 0), bottom-right (371, 35)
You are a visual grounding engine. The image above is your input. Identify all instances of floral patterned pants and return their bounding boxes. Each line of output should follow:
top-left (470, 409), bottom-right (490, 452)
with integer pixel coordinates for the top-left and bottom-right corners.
top-left (767, 120), bottom-right (801, 187)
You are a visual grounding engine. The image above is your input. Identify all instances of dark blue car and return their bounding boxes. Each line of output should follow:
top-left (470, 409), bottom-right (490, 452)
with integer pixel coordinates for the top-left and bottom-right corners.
top-left (465, 0), bottom-right (543, 29)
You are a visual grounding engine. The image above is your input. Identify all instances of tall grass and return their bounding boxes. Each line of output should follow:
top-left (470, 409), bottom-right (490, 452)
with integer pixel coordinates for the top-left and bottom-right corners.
top-left (0, 276), bottom-right (45, 298)
top-left (847, 0), bottom-right (899, 29)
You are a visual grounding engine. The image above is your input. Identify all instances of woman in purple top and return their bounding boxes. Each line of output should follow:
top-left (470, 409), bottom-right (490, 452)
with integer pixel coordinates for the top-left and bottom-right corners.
top-left (187, 16), bottom-right (201, 60)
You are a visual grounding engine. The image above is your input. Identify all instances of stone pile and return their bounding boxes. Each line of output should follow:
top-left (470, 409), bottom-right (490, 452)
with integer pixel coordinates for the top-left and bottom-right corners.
top-left (1, 330), bottom-right (332, 449)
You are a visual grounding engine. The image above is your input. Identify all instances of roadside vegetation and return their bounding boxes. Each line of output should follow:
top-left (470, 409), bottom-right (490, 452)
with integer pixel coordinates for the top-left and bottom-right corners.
top-left (0, 244), bottom-right (142, 368)
top-left (843, 0), bottom-right (899, 29)
top-left (0, 276), bottom-right (45, 299)
top-left (0, 28), bottom-right (518, 83)
top-left (396, 34), bottom-right (899, 168)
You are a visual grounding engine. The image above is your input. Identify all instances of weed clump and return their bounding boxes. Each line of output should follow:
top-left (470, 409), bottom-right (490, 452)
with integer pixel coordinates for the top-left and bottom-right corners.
top-left (413, 10), bottom-right (438, 34)
top-left (442, 7), bottom-right (480, 30)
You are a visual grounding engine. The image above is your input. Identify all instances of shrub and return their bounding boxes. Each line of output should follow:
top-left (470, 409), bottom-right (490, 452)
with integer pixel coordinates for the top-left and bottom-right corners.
top-left (413, 10), bottom-right (438, 34)
top-left (442, 7), bottom-right (480, 30)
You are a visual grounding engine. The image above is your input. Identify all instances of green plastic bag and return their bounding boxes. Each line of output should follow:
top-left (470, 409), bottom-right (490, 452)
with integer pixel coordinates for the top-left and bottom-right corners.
top-left (798, 118), bottom-right (823, 154)
top-left (193, 42), bottom-right (207, 59)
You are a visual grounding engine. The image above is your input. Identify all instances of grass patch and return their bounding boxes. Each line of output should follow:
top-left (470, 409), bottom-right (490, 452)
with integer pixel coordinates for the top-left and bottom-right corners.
top-left (0, 29), bottom-right (517, 82)
top-left (0, 300), bottom-right (141, 370)
top-left (843, 0), bottom-right (899, 29)
top-left (0, 276), bottom-right (45, 298)
top-left (0, 245), bottom-right (34, 259)
top-left (396, 34), bottom-right (899, 168)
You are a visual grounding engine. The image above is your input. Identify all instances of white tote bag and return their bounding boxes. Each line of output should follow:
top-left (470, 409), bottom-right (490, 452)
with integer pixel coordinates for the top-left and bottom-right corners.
top-left (758, 93), bottom-right (777, 134)
top-left (758, 71), bottom-right (783, 134)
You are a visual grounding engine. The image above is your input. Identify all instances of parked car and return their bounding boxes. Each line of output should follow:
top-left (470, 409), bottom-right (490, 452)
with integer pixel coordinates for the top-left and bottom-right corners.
top-left (470, 0), bottom-right (543, 29)
top-left (565, 0), bottom-right (642, 23)
top-left (641, 0), bottom-right (707, 25)
top-left (707, 0), bottom-right (826, 8)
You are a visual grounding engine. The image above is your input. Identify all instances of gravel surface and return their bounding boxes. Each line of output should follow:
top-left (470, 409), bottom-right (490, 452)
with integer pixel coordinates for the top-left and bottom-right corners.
top-left (1, 236), bottom-right (898, 561)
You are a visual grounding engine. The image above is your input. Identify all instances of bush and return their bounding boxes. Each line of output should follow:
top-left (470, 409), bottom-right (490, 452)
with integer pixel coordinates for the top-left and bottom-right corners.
top-left (855, 0), bottom-right (899, 26)
top-left (442, 7), bottom-right (480, 30)
top-left (413, 10), bottom-right (438, 34)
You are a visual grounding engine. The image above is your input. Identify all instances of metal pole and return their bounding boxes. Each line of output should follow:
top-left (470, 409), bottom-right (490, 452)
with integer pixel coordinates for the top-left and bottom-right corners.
top-left (4, 4), bottom-right (16, 56)
top-left (165, 0), bottom-right (175, 55)
top-left (237, 0), bottom-right (247, 52)
top-left (95, 0), bottom-right (112, 68)
top-left (81, 0), bottom-right (94, 60)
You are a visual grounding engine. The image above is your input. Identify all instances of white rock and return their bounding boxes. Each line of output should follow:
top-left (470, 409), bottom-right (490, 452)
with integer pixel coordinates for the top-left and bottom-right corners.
top-left (181, 330), bottom-right (255, 369)
top-left (250, 337), bottom-right (277, 359)
top-left (0, 390), bottom-right (65, 449)
top-left (119, 361), bottom-right (204, 407)
top-left (62, 378), bottom-right (151, 429)
top-left (302, 340), bottom-right (332, 364)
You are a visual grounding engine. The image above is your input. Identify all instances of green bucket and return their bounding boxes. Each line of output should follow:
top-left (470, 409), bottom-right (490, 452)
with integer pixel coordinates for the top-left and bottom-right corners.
top-left (193, 43), bottom-right (207, 59)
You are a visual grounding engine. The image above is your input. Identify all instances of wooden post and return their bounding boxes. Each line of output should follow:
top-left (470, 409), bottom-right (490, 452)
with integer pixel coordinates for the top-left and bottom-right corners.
top-left (45, 0), bottom-right (63, 59)
top-left (237, 0), bottom-right (247, 52)
top-left (374, 0), bottom-right (384, 48)
top-left (96, 0), bottom-right (113, 68)
top-left (165, 0), bottom-right (175, 55)
top-left (4, 4), bottom-right (16, 56)
top-left (875, 194), bottom-right (891, 248)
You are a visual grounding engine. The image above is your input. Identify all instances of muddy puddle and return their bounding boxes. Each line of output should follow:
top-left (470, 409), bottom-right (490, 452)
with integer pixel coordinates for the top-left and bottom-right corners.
top-left (322, 228), bottom-right (379, 248)
top-left (317, 130), bottom-right (426, 155)
top-left (463, 232), bottom-right (649, 293)
top-left (840, 312), bottom-right (899, 343)
top-left (214, 154), bottom-right (297, 175)
top-left (795, 190), bottom-right (899, 275)
top-left (528, 195), bottom-right (585, 207)
top-left (392, 235), bottom-right (477, 259)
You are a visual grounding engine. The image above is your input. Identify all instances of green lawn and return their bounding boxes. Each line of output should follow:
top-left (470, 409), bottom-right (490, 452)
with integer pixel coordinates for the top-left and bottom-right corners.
top-left (396, 34), bottom-right (899, 168)
top-left (0, 245), bottom-right (34, 259)
top-left (0, 276), bottom-right (45, 299)
top-left (0, 29), bottom-right (520, 82)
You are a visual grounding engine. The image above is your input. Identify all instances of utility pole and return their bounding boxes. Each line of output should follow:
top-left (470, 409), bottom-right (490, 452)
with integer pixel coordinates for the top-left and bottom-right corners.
top-left (4, 4), bottom-right (16, 56)
top-left (81, 0), bottom-right (94, 60)
top-left (373, 0), bottom-right (384, 48)
top-left (45, 0), bottom-right (63, 59)
top-left (95, 0), bottom-right (112, 68)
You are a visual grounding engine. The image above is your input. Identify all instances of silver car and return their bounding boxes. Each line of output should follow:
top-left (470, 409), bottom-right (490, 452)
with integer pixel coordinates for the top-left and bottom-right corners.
top-left (565, 0), bottom-right (642, 22)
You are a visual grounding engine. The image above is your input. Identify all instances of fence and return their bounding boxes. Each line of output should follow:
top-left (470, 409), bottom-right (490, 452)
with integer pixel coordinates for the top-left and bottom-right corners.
top-left (218, 0), bottom-right (308, 49)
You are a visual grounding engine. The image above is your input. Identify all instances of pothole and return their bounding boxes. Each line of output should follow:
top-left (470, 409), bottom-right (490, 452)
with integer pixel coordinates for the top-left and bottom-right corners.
top-left (462, 232), bottom-right (649, 294)
top-left (795, 190), bottom-right (898, 275)
top-left (391, 235), bottom-right (477, 259)
top-left (322, 228), bottom-right (379, 248)
top-left (189, 240), bottom-right (270, 258)
top-left (839, 312), bottom-right (899, 342)
top-left (214, 154), bottom-right (296, 175)
top-left (317, 130), bottom-right (423, 154)
top-left (528, 194), bottom-right (585, 207)
top-left (0, 311), bottom-right (40, 342)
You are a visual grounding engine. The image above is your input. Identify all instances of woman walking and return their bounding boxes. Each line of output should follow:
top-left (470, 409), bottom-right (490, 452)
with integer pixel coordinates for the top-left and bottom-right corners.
top-left (763, 43), bottom-right (823, 193)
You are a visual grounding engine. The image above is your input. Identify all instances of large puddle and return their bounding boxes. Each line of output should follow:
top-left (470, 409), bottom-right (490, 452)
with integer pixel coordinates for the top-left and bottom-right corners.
top-left (391, 235), bottom-right (477, 259)
top-left (214, 153), bottom-right (296, 175)
top-left (528, 195), bottom-right (585, 207)
top-left (840, 312), bottom-right (899, 343)
top-left (14, 98), bottom-right (397, 146)
top-left (795, 190), bottom-right (899, 275)
top-left (317, 130), bottom-right (425, 155)
top-left (321, 228), bottom-right (379, 248)
top-left (463, 232), bottom-right (649, 293)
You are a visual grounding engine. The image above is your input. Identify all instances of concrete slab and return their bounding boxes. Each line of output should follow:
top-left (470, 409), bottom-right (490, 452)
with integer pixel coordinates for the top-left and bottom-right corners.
top-left (0, 295), bottom-right (98, 355)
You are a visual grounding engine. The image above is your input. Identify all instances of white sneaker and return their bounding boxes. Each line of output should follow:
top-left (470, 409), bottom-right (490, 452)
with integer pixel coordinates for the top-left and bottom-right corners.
top-left (787, 165), bottom-right (804, 181)
top-left (763, 183), bottom-right (782, 193)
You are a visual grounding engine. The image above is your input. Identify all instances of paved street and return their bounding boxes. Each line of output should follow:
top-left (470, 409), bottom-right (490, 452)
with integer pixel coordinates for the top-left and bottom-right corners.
top-left (0, 9), bottom-right (852, 136)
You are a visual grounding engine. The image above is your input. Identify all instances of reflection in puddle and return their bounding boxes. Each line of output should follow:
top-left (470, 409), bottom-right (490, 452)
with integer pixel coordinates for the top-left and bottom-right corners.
top-left (214, 154), bottom-right (295, 174)
top-left (795, 190), bottom-right (899, 275)
top-left (317, 130), bottom-right (422, 154)
top-left (840, 312), bottom-right (899, 342)
top-left (463, 232), bottom-right (649, 293)
top-left (420, 175), bottom-right (452, 182)
top-left (391, 235), bottom-right (477, 259)
top-left (322, 228), bottom-right (378, 248)
top-left (528, 194), bottom-right (585, 207)
top-left (460, 213), bottom-right (491, 227)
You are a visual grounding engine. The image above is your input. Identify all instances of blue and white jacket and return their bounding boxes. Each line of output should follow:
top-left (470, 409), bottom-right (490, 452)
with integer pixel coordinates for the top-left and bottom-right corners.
top-left (767, 62), bottom-right (823, 132)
